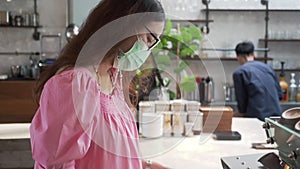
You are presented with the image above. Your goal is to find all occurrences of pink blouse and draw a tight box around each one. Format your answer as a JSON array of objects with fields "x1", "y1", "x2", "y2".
[{"x1": 30, "y1": 67, "x2": 142, "y2": 169}]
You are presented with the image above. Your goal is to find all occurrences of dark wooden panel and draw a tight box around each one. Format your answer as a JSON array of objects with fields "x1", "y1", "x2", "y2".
[
  {"x1": 0, "y1": 81, "x2": 35, "y2": 99},
  {"x1": 0, "y1": 81, "x2": 38, "y2": 123}
]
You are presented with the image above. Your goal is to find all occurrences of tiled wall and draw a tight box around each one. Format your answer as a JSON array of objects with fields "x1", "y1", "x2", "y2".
[
  {"x1": 0, "y1": 0, "x2": 299, "y2": 100},
  {"x1": 0, "y1": 0, "x2": 67, "y2": 74}
]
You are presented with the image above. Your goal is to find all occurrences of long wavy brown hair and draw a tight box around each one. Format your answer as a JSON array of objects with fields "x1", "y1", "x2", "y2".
[{"x1": 34, "y1": 0, "x2": 165, "y2": 105}]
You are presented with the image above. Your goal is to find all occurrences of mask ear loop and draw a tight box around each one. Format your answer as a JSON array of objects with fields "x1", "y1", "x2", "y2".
[
  {"x1": 111, "y1": 55, "x2": 124, "y2": 99},
  {"x1": 113, "y1": 55, "x2": 120, "y2": 68},
  {"x1": 134, "y1": 28, "x2": 143, "y2": 43},
  {"x1": 111, "y1": 52, "x2": 134, "y2": 120},
  {"x1": 110, "y1": 57, "x2": 132, "y2": 121},
  {"x1": 111, "y1": 70, "x2": 135, "y2": 123},
  {"x1": 110, "y1": 55, "x2": 122, "y2": 95}
]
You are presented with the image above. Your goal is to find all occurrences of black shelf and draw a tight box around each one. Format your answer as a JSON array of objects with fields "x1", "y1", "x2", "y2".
[
  {"x1": 0, "y1": 52, "x2": 39, "y2": 56},
  {"x1": 181, "y1": 56, "x2": 273, "y2": 61},
  {"x1": 4, "y1": 77, "x2": 36, "y2": 81},
  {"x1": 202, "y1": 48, "x2": 269, "y2": 52},
  {"x1": 274, "y1": 69, "x2": 300, "y2": 72},
  {"x1": 0, "y1": 25, "x2": 42, "y2": 28},
  {"x1": 202, "y1": 9, "x2": 300, "y2": 12},
  {"x1": 259, "y1": 39, "x2": 300, "y2": 42},
  {"x1": 170, "y1": 19, "x2": 214, "y2": 23}
]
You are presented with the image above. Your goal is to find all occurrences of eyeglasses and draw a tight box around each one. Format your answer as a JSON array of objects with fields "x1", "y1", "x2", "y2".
[{"x1": 145, "y1": 27, "x2": 161, "y2": 51}]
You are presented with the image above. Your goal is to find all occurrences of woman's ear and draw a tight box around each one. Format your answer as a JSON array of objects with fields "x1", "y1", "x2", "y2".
[{"x1": 118, "y1": 36, "x2": 137, "y2": 53}]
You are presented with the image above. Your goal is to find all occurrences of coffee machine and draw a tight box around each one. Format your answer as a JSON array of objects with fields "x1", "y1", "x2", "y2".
[{"x1": 221, "y1": 108, "x2": 300, "y2": 169}]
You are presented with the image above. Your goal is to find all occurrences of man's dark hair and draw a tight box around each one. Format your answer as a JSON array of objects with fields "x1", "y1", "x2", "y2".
[{"x1": 235, "y1": 41, "x2": 255, "y2": 57}]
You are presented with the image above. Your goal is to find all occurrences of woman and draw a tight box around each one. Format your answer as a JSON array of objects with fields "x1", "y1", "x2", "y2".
[{"x1": 30, "y1": 0, "x2": 168, "y2": 168}]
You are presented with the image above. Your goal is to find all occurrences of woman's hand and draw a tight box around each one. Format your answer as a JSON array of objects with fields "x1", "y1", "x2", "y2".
[
  {"x1": 142, "y1": 160, "x2": 170, "y2": 169},
  {"x1": 151, "y1": 161, "x2": 170, "y2": 169}
]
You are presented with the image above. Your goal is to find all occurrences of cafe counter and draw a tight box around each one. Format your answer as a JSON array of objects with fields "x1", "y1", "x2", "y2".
[
  {"x1": 139, "y1": 117, "x2": 276, "y2": 169},
  {"x1": 0, "y1": 118, "x2": 276, "y2": 169}
]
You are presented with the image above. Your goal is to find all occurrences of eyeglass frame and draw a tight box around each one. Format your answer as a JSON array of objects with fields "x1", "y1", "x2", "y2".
[{"x1": 145, "y1": 26, "x2": 161, "y2": 51}]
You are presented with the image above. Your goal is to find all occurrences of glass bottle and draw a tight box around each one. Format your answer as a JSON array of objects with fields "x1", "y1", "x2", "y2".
[
  {"x1": 288, "y1": 73, "x2": 297, "y2": 102},
  {"x1": 279, "y1": 62, "x2": 289, "y2": 102},
  {"x1": 297, "y1": 80, "x2": 300, "y2": 102}
]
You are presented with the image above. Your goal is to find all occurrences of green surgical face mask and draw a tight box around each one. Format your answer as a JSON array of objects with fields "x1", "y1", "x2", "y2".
[{"x1": 116, "y1": 37, "x2": 151, "y2": 71}]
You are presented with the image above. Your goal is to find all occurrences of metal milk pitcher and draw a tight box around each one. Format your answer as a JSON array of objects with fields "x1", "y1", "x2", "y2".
[{"x1": 204, "y1": 77, "x2": 214, "y2": 103}]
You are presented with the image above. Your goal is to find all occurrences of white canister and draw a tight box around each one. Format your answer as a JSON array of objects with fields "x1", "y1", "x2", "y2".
[
  {"x1": 155, "y1": 100, "x2": 170, "y2": 112},
  {"x1": 141, "y1": 113, "x2": 163, "y2": 138},
  {"x1": 138, "y1": 101, "x2": 155, "y2": 134},
  {"x1": 187, "y1": 111, "x2": 203, "y2": 135},
  {"x1": 170, "y1": 99, "x2": 186, "y2": 112},
  {"x1": 162, "y1": 111, "x2": 173, "y2": 137},
  {"x1": 186, "y1": 101, "x2": 201, "y2": 111},
  {"x1": 184, "y1": 122, "x2": 194, "y2": 137},
  {"x1": 172, "y1": 112, "x2": 187, "y2": 137},
  {"x1": 139, "y1": 101, "x2": 155, "y2": 112}
]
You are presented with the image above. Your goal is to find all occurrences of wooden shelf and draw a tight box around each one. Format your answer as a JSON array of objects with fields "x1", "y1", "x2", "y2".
[
  {"x1": 202, "y1": 9, "x2": 300, "y2": 12},
  {"x1": 259, "y1": 38, "x2": 300, "y2": 42}
]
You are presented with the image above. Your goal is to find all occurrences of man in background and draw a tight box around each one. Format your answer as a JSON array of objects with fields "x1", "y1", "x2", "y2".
[{"x1": 233, "y1": 41, "x2": 282, "y2": 121}]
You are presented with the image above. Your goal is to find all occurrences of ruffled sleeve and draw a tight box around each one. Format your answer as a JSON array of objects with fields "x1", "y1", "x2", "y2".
[{"x1": 30, "y1": 68, "x2": 99, "y2": 168}]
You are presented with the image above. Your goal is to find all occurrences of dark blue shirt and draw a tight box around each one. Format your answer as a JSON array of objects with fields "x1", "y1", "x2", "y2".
[{"x1": 233, "y1": 61, "x2": 282, "y2": 121}]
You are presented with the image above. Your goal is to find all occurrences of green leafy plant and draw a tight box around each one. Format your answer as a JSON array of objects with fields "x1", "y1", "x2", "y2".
[
  {"x1": 153, "y1": 19, "x2": 202, "y2": 94},
  {"x1": 181, "y1": 76, "x2": 197, "y2": 93},
  {"x1": 156, "y1": 19, "x2": 202, "y2": 58}
]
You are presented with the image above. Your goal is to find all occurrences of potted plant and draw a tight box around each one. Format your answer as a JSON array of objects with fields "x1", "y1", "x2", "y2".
[{"x1": 152, "y1": 19, "x2": 203, "y2": 99}]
